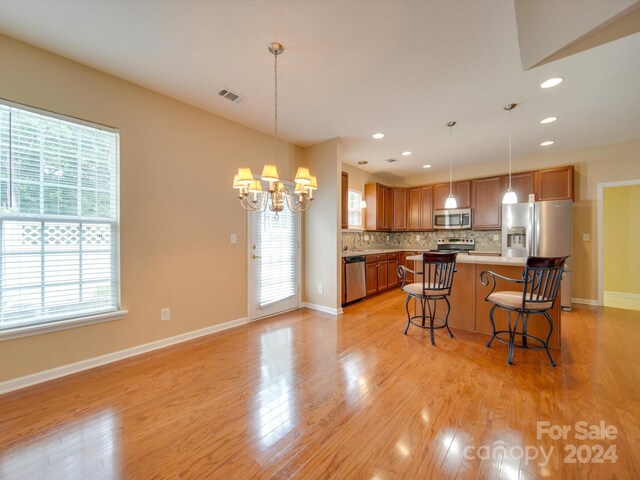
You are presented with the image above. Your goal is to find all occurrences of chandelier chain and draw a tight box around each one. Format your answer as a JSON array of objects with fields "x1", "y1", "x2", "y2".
[{"x1": 274, "y1": 49, "x2": 279, "y2": 167}]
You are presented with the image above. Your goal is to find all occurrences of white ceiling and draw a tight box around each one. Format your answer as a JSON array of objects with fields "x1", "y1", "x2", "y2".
[{"x1": 1, "y1": 0, "x2": 639, "y2": 182}]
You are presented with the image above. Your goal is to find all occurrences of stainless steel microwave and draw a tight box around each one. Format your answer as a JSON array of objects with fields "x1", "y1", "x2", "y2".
[{"x1": 434, "y1": 208, "x2": 472, "y2": 230}]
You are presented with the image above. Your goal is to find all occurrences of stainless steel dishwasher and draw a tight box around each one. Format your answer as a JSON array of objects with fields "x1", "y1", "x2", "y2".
[{"x1": 344, "y1": 255, "x2": 366, "y2": 303}]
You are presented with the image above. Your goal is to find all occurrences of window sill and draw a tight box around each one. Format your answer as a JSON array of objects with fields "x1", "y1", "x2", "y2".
[{"x1": 0, "y1": 310, "x2": 128, "y2": 342}]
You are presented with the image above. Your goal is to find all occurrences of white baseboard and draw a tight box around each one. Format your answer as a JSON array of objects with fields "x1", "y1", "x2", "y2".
[
  {"x1": 303, "y1": 302, "x2": 343, "y2": 315},
  {"x1": 0, "y1": 316, "x2": 248, "y2": 396},
  {"x1": 604, "y1": 291, "x2": 640, "y2": 311},
  {"x1": 572, "y1": 297, "x2": 599, "y2": 306}
]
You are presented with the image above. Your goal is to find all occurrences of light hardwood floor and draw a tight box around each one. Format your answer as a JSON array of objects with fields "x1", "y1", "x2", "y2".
[{"x1": 1, "y1": 290, "x2": 639, "y2": 479}]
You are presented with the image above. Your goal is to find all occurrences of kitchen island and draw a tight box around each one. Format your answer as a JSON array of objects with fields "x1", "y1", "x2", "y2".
[{"x1": 406, "y1": 254, "x2": 562, "y2": 349}]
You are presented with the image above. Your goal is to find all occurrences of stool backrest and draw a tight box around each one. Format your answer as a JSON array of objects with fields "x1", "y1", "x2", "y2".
[
  {"x1": 522, "y1": 256, "x2": 568, "y2": 309},
  {"x1": 419, "y1": 252, "x2": 457, "y2": 295}
]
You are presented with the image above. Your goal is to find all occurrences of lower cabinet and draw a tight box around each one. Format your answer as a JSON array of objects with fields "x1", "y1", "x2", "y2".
[
  {"x1": 365, "y1": 253, "x2": 401, "y2": 296},
  {"x1": 365, "y1": 261, "x2": 378, "y2": 296},
  {"x1": 387, "y1": 253, "x2": 399, "y2": 288}
]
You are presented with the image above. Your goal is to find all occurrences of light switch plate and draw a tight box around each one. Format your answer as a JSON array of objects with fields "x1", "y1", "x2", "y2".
[
  {"x1": 230, "y1": 233, "x2": 237, "y2": 244},
  {"x1": 160, "y1": 308, "x2": 170, "y2": 321},
  {"x1": 583, "y1": 233, "x2": 590, "y2": 242}
]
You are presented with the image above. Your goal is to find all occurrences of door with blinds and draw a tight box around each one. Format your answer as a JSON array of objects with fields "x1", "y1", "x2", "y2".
[{"x1": 249, "y1": 206, "x2": 299, "y2": 320}]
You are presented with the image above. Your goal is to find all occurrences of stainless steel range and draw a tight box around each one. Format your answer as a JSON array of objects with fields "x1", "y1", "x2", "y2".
[{"x1": 436, "y1": 238, "x2": 475, "y2": 254}]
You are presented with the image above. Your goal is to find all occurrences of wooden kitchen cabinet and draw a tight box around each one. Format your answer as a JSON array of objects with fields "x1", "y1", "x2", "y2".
[
  {"x1": 365, "y1": 259, "x2": 378, "y2": 296},
  {"x1": 535, "y1": 166, "x2": 574, "y2": 201},
  {"x1": 472, "y1": 176, "x2": 502, "y2": 229},
  {"x1": 392, "y1": 188, "x2": 408, "y2": 231},
  {"x1": 408, "y1": 186, "x2": 433, "y2": 231},
  {"x1": 341, "y1": 171, "x2": 348, "y2": 229},
  {"x1": 377, "y1": 259, "x2": 388, "y2": 291},
  {"x1": 434, "y1": 180, "x2": 471, "y2": 209},
  {"x1": 502, "y1": 171, "x2": 535, "y2": 204},
  {"x1": 364, "y1": 183, "x2": 393, "y2": 230},
  {"x1": 365, "y1": 253, "x2": 401, "y2": 296},
  {"x1": 387, "y1": 253, "x2": 399, "y2": 288}
]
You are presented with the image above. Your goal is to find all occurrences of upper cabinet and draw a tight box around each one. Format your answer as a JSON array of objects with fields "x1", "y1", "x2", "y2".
[
  {"x1": 364, "y1": 183, "x2": 393, "y2": 230},
  {"x1": 341, "y1": 171, "x2": 348, "y2": 229},
  {"x1": 362, "y1": 165, "x2": 573, "y2": 232},
  {"x1": 472, "y1": 176, "x2": 502, "y2": 229},
  {"x1": 502, "y1": 171, "x2": 535, "y2": 203},
  {"x1": 434, "y1": 180, "x2": 471, "y2": 210},
  {"x1": 392, "y1": 188, "x2": 408, "y2": 231},
  {"x1": 535, "y1": 166, "x2": 574, "y2": 201},
  {"x1": 408, "y1": 185, "x2": 433, "y2": 231}
]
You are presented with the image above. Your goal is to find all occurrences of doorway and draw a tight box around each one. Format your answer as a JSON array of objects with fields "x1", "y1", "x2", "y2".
[
  {"x1": 248, "y1": 205, "x2": 300, "y2": 320},
  {"x1": 598, "y1": 180, "x2": 640, "y2": 310}
]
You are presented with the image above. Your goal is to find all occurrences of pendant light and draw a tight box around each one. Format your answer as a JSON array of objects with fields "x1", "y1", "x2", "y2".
[
  {"x1": 502, "y1": 103, "x2": 518, "y2": 205},
  {"x1": 444, "y1": 121, "x2": 457, "y2": 209}
]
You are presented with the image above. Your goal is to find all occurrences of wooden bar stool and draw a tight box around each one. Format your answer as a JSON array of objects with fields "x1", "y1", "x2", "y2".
[
  {"x1": 398, "y1": 252, "x2": 458, "y2": 345},
  {"x1": 479, "y1": 256, "x2": 568, "y2": 366}
]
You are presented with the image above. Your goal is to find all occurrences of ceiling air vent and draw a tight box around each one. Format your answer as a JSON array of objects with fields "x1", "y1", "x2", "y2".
[
  {"x1": 385, "y1": 158, "x2": 398, "y2": 163},
  {"x1": 218, "y1": 88, "x2": 245, "y2": 104}
]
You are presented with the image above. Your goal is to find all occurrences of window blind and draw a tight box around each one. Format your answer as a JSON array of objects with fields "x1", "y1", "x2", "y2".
[
  {"x1": 348, "y1": 190, "x2": 362, "y2": 227},
  {"x1": 0, "y1": 101, "x2": 120, "y2": 331},
  {"x1": 258, "y1": 206, "x2": 297, "y2": 307}
]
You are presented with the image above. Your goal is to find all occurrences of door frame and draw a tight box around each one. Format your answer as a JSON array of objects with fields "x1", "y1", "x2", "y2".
[
  {"x1": 597, "y1": 178, "x2": 640, "y2": 306},
  {"x1": 246, "y1": 204, "x2": 302, "y2": 322}
]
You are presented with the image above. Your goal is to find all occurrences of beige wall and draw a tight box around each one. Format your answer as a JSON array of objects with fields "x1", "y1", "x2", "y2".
[
  {"x1": 303, "y1": 139, "x2": 341, "y2": 309},
  {"x1": 603, "y1": 184, "x2": 640, "y2": 294},
  {"x1": 0, "y1": 35, "x2": 301, "y2": 382}
]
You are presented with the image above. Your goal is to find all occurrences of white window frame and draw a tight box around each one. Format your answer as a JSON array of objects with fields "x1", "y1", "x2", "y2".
[
  {"x1": 347, "y1": 189, "x2": 364, "y2": 230},
  {"x1": 0, "y1": 99, "x2": 127, "y2": 341}
]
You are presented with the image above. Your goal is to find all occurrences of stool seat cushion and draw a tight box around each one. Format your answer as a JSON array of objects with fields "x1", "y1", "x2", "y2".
[
  {"x1": 401, "y1": 282, "x2": 448, "y2": 296},
  {"x1": 488, "y1": 291, "x2": 552, "y2": 310}
]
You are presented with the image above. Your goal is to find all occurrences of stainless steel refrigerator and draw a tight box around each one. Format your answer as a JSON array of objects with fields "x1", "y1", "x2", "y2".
[{"x1": 502, "y1": 200, "x2": 573, "y2": 310}]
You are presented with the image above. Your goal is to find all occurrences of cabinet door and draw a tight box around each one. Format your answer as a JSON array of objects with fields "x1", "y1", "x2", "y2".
[
  {"x1": 364, "y1": 183, "x2": 377, "y2": 230},
  {"x1": 392, "y1": 188, "x2": 408, "y2": 231},
  {"x1": 535, "y1": 166, "x2": 574, "y2": 201},
  {"x1": 365, "y1": 262, "x2": 378, "y2": 296},
  {"x1": 377, "y1": 261, "x2": 388, "y2": 291},
  {"x1": 472, "y1": 176, "x2": 502, "y2": 229},
  {"x1": 377, "y1": 184, "x2": 386, "y2": 229},
  {"x1": 408, "y1": 188, "x2": 421, "y2": 230},
  {"x1": 384, "y1": 186, "x2": 393, "y2": 230},
  {"x1": 503, "y1": 171, "x2": 535, "y2": 204},
  {"x1": 454, "y1": 180, "x2": 471, "y2": 208},
  {"x1": 420, "y1": 185, "x2": 433, "y2": 230},
  {"x1": 433, "y1": 183, "x2": 450, "y2": 210},
  {"x1": 387, "y1": 258, "x2": 399, "y2": 288},
  {"x1": 341, "y1": 172, "x2": 348, "y2": 229}
]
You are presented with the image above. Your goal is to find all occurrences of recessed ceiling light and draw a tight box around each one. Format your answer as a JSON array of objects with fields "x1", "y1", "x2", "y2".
[
  {"x1": 402, "y1": 151, "x2": 412, "y2": 156},
  {"x1": 422, "y1": 164, "x2": 432, "y2": 169},
  {"x1": 540, "y1": 77, "x2": 563, "y2": 89},
  {"x1": 540, "y1": 116, "x2": 558, "y2": 124},
  {"x1": 540, "y1": 140, "x2": 555, "y2": 146},
  {"x1": 357, "y1": 160, "x2": 368, "y2": 165},
  {"x1": 372, "y1": 133, "x2": 384, "y2": 139}
]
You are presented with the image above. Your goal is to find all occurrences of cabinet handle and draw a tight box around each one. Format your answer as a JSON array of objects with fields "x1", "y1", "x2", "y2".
[{"x1": 252, "y1": 254, "x2": 261, "y2": 259}]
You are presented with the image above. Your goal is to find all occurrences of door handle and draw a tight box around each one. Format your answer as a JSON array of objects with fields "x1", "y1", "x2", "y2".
[{"x1": 252, "y1": 254, "x2": 261, "y2": 259}]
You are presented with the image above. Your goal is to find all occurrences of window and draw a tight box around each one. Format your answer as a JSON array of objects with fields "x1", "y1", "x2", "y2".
[
  {"x1": 0, "y1": 100, "x2": 121, "y2": 335},
  {"x1": 347, "y1": 190, "x2": 363, "y2": 228}
]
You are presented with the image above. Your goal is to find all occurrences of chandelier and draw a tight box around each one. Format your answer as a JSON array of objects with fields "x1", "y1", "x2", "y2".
[{"x1": 233, "y1": 42, "x2": 317, "y2": 216}]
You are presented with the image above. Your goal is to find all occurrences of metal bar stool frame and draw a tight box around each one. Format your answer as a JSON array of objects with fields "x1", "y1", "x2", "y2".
[
  {"x1": 397, "y1": 252, "x2": 458, "y2": 345},
  {"x1": 479, "y1": 256, "x2": 568, "y2": 366}
]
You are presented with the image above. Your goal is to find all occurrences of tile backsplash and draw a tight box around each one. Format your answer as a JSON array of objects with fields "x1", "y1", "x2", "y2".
[{"x1": 342, "y1": 230, "x2": 501, "y2": 252}]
